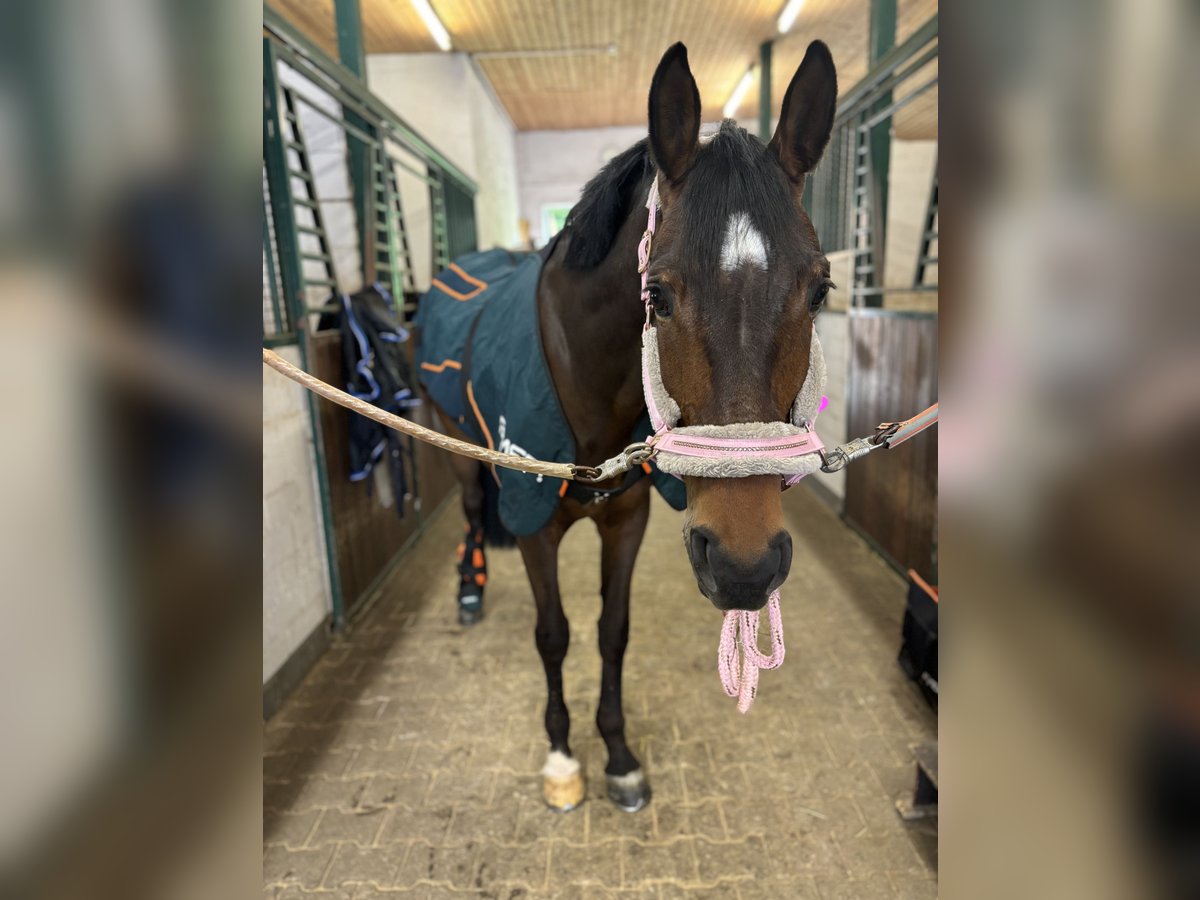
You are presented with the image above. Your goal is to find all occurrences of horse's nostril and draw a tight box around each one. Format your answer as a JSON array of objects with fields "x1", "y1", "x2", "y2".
[
  {"x1": 772, "y1": 532, "x2": 793, "y2": 589},
  {"x1": 687, "y1": 528, "x2": 720, "y2": 600}
]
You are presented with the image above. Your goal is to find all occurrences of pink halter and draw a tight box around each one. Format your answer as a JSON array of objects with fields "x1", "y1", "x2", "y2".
[
  {"x1": 637, "y1": 176, "x2": 660, "y2": 294},
  {"x1": 637, "y1": 177, "x2": 828, "y2": 480},
  {"x1": 637, "y1": 176, "x2": 811, "y2": 712}
]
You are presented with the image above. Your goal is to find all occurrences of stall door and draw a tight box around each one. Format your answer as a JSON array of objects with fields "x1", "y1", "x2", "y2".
[{"x1": 844, "y1": 309, "x2": 938, "y2": 582}]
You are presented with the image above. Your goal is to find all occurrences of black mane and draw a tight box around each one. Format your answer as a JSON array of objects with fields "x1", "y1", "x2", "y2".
[{"x1": 561, "y1": 140, "x2": 653, "y2": 270}]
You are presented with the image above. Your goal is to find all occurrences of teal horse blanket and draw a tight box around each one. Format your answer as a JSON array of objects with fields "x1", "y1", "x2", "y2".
[{"x1": 414, "y1": 248, "x2": 685, "y2": 535}]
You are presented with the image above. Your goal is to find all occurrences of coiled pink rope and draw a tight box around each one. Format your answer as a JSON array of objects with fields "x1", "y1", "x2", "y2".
[{"x1": 718, "y1": 591, "x2": 785, "y2": 713}]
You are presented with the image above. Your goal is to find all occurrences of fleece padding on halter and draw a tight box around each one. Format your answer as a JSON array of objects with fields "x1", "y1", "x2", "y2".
[
  {"x1": 787, "y1": 329, "x2": 827, "y2": 427},
  {"x1": 640, "y1": 325, "x2": 828, "y2": 478},
  {"x1": 640, "y1": 325, "x2": 681, "y2": 429}
]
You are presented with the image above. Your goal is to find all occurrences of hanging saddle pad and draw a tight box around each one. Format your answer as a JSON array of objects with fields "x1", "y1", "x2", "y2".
[{"x1": 415, "y1": 248, "x2": 686, "y2": 536}]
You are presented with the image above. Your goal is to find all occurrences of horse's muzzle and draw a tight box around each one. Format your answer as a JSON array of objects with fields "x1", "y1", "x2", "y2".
[{"x1": 686, "y1": 527, "x2": 792, "y2": 611}]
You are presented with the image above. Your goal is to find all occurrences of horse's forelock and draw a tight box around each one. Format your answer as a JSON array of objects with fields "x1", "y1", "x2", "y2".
[{"x1": 675, "y1": 122, "x2": 811, "y2": 275}]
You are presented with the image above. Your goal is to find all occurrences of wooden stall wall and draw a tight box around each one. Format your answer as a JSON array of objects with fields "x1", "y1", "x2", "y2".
[
  {"x1": 844, "y1": 310, "x2": 938, "y2": 582},
  {"x1": 311, "y1": 330, "x2": 458, "y2": 615}
]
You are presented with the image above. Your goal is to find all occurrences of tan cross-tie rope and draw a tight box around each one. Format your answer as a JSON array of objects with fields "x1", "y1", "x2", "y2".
[{"x1": 262, "y1": 348, "x2": 622, "y2": 482}]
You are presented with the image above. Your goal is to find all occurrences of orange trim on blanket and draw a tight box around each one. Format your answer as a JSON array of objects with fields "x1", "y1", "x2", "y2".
[
  {"x1": 466, "y1": 380, "x2": 501, "y2": 486},
  {"x1": 419, "y1": 358, "x2": 462, "y2": 373},
  {"x1": 432, "y1": 263, "x2": 488, "y2": 301}
]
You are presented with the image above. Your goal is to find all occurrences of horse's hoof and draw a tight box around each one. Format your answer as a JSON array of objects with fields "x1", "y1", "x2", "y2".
[
  {"x1": 606, "y1": 769, "x2": 651, "y2": 813},
  {"x1": 457, "y1": 594, "x2": 483, "y2": 626},
  {"x1": 541, "y1": 751, "x2": 585, "y2": 812}
]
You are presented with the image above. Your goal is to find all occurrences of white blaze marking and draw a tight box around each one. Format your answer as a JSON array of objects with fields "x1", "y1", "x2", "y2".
[{"x1": 719, "y1": 213, "x2": 768, "y2": 273}]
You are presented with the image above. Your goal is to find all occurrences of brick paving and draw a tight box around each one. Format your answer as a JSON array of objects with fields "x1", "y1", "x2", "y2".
[{"x1": 265, "y1": 485, "x2": 937, "y2": 898}]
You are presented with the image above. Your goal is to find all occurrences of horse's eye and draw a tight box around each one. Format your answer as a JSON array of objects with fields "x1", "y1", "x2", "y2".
[
  {"x1": 810, "y1": 281, "x2": 832, "y2": 314},
  {"x1": 647, "y1": 283, "x2": 673, "y2": 319}
]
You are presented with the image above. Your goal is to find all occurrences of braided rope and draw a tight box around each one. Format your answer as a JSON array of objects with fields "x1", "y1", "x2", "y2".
[
  {"x1": 263, "y1": 348, "x2": 579, "y2": 481},
  {"x1": 717, "y1": 590, "x2": 785, "y2": 714}
]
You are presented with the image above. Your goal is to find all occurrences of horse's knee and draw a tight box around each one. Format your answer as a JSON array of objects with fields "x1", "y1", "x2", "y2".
[
  {"x1": 597, "y1": 621, "x2": 629, "y2": 664},
  {"x1": 535, "y1": 629, "x2": 568, "y2": 666},
  {"x1": 462, "y1": 478, "x2": 484, "y2": 515},
  {"x1": 598, "y1": 638, "x2": 628, "y2": 665}
]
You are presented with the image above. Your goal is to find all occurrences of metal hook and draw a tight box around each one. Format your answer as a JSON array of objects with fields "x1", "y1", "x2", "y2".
[
  {"x1": 571, "y1": 442, "x2": 656, "y2": 483},
  {"x1": 819, "y1": 436, "x2": 878, "y2": 473}
]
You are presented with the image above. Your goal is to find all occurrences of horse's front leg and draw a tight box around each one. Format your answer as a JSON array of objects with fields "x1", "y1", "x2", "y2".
[
  {"x1": 596, "y1": 484, "x2": 652, "y2": 812},
  {"x1": 518, "y1": 521, "x2": 583, "y2": 811}
]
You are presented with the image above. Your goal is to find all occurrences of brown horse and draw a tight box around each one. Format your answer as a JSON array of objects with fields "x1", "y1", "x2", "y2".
[{"x1": 430, "y1": 40, "x2": 837, "y2": 812}]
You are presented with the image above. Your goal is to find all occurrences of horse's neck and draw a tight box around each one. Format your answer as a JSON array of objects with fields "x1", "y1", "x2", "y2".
[{"x1": 539, "y1": 213, "x2": 648, "y2": 466}]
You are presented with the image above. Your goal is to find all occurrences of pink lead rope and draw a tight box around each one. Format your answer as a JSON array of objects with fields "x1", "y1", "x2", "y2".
[{"x1": 718, "y1": 591, "x2": 786, "y2": 714}]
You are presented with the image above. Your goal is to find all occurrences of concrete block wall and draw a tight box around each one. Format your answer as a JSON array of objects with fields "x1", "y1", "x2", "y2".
[
  {"x1": 263, "y1": 345, "x2": 332, "y2": 683},
  {"x1": 814, "y1": 311, "x2": 851, "y2": 500},
  {"x1": 516, "y1": 125, "x2": 647, "y2": 247},
  {"x1": 515, "y1": 120, "x2": 758, "y2": 248},
  {"x1": 367, "y1": 53, "x2": 522, "y2": 276}
]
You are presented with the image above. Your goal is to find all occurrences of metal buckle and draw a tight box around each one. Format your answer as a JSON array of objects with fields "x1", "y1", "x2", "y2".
[
  {"x1": 624, "y1": 442, "x2": 654, "y2": 466},
  {"x1": 819, "y1": 448, "x2": 847, "y2": 473}
]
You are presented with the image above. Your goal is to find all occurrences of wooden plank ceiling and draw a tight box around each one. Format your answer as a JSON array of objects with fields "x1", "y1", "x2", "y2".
[{"x1": 267, "y1": 0, "x2": 936, "y2": 137}]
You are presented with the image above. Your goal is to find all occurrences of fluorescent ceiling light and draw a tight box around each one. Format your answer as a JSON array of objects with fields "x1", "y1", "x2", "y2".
[
  {"x1": 410, "y1": 0, "x2": 452, "y2": 51},
  {"x1": 777, "y1": 0, "x2": 806, "y2": 34},
  {"x1": 723, "y1": 68, "x2": 754, "y2": 119}
]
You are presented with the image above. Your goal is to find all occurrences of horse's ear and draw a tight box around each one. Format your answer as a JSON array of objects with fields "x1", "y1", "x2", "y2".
[
  {"x1": 648, "y1": 43, "x2": 701, "y2": 184},
  {"x1": 769, "y1": 41, "x2": 838, "y2": 184}
]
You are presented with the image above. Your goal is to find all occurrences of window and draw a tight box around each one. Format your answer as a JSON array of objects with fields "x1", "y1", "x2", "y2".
[{"x1": 540, "y1": 203, "x2": 572, "y2": 242}]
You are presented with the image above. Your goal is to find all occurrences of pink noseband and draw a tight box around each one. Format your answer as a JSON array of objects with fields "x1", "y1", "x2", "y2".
[{"x1": 652, "y1": 430, "x2": 824, "y2": 460}]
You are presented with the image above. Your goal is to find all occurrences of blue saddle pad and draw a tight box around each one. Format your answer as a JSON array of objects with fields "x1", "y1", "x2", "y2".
[{"x1": 415, "y1": 248, "x2": 685, "y2": 536}]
